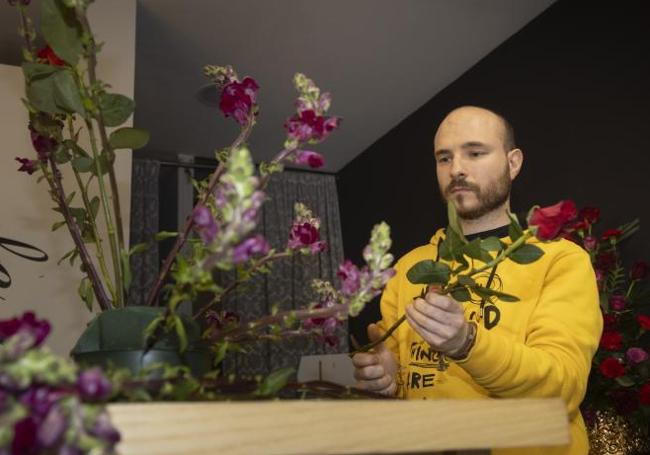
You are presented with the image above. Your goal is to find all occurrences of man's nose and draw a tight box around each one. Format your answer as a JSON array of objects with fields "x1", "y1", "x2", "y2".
[{"x1": 450, "y1": 156, "x2": 467, "y2": 179}]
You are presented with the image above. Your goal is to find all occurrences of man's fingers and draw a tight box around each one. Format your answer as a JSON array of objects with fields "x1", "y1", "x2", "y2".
[
  {"x1": 405, "y1": 306, "x2": 453, "y2": 345},
  {"x1": 411, "y1": 298, "x2": 461, "y2": 327},
  {"x1": 353, "y1": 364, "x2": 385, "y2": 381},
  {"x1": 351, "y1": 352, "x2": 379, "y2": 368},
  {"x1": 355, "y1": 374, "x2": 393, "y2": 392},
  {"x1": 424, "y1": 292, "x2": 464, "y2": 314}
]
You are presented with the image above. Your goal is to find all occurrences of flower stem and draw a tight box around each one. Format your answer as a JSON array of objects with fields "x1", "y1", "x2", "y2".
[
  {"x1": 44, "y1": 159, "x2": 110, "y2": 310},
  {"x1": 145, "y1": 116, "x2": 256, "y2": 307}
]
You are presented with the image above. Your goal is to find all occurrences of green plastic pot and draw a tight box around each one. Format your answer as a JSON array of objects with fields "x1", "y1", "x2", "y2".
[{"x1": 70, "y1": 306, "x2": 211, "y2": 376}]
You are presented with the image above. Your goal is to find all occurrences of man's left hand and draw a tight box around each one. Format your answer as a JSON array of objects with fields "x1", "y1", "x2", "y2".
[{"x1": 405, "y1": 290, "x2": 469, "y2": 356}]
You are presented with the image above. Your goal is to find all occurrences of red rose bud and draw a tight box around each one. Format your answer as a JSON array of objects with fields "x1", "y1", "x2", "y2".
[
  {"x1": 640, "y1": 383, "x2": 650, "y2": 406},
  {"x1": 295, "y1": 150, "x2": 325, "y2": 168},
  {"x1": 603, "y1": 313, "x2": 617, "y2": 329},
  {"x1": 15, "y1": 157, "x2": 39, "y2": 175},
  {"x1": 609, "y1": 294, "x2": 626, "y2": 311},
  {"x1": 626, "y1": 347, "x2": 649, "y2": 364},
  {"x1": 579, "y1": 207, "x2": 600, "y2": 224},
  {"x1": 599, "y1": 356, "x2": 625, "y2": 378},
  {"x1": 600, "y1": 331, "x2": 623, "y2": 351},
  {"x1": 527, "y1": 200, "x2": 577, "y2": 241},
  {"x1": 631, "y1": 261, "x2": 649, "y2": 280},
  {"x1": 602, "y1": 229, "x2": 622, "y2": 241},
  {"x1": 638, "y1": 314, "x2": 650, "y2": 330},
  {"x1": 219, "y1": 76, "x2": 259, "y2": 125},
  {"x1": 37, "y1": 45, "x2": 65, "y2": 66},
  {"x1": 583, "y1": 236, "x2": 597, "y2": 251}
]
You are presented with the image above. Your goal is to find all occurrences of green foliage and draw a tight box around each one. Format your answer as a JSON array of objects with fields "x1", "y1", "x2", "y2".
[
  {"x1": 108, "y1": 127, "x2": 150, "y2": 150},
  {"x1": 40, "y1": 0, "x2": 84, "y2": 66},
  {"x1": 254, "y1": 367, "x2": 294, "y2": 397},
  {"x1": 98, "y1": 93, "x2": 135, "y2": 127},
  {"x1": 508, "y1": 212, "x2": 524, "y2": 242},
  {"x1": 508, "y1": 244, "x2": 544, "y2": 265},
  {"x1": 406, "y1": 260, "x2": 451, "y2": 285},
  {"x1": 77, "y1": 276, "x2": 93, "y2": 311}
]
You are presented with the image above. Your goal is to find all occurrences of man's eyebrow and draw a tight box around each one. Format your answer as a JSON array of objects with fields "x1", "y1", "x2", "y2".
[
  {"x1": 434, "y1": 148, "x2": 450, "y2": 157},
  {"x1": 461, "y1": 141, "x2": 487, "y2": 149}
]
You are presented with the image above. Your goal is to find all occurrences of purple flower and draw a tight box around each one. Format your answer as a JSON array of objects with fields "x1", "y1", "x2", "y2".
[
  {"x1": 232, "y1": 235, "x2": 270, "y2": 264},
  {"x1": 288, "y1": 222, "x2": 326, "y2": 252},
  {"x1": 29, "y1": 125, "x2": 58, "y2": 162},
  {"x1": 37, "y1": 405, "x2": 66, "y2": 448},
  {"x1": 285, "y1": 109, "x2": 339, "y2": 143},
  {"x1": 219, "y1": 76, "x2": 259, "y2": 125},
  {"x1": 337, "y1": 260, "x2": 361, "y2": 296},
  {"x1": 0, "y1": 312, "x2": 51, "y2": 347},
  {"x1": 595, "y1": 269, "x2": 604, "y2": 282},
  {"x1": 295, "y1": 150, "x2": 325, "y2": 169},
  {"x1": 20, "y1": 386, "x2": 61, "y2": 417},
  {"x1": 192, "y1": 205, "x2": 218, "y2": 244},
  {"x1": 59, "y1": 446, "x2": 84, "y2": 455},
  {"x1": 89, "y1": 411, "x2": 121, "y2": 446},
  {"x1": 77, "y1": 367, "x2": 112, "y2": 401},
  {"x1": 15, "y1": 157, "x2": 39, "y2": 175},
  {"x1": 0, "y1": 389, "x2": 8, "y2": 413},
  {"x1": 610, "y1": 294, "x2": 626, "y2": 311},
  {"x1": 583, "y1": 235, "x2": 597, "y2": 251},
  {"x1": 626, "y1": 347, "x2": 649, "y2": 364},
  {"x1": 12, "y1": 417, "x2": 38, "y2": 455}
]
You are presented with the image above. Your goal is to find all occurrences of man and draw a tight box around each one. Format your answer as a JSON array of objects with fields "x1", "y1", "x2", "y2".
[{"x1": 352, "y1": 106, "x2": 602, "y2": 455}]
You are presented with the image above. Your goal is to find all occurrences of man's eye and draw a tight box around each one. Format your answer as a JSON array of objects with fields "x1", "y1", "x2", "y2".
[
  {"x1": 437, "y1": 156, "x2": 450, "y2": 163},
  {"x1": 469, "y1": 151, "x2": 485, "y2": 157}
]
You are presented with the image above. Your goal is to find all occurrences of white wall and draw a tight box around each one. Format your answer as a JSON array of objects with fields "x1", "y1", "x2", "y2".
[{"x1": 0, "y1": 0, "x2": 136, "y2": 357}]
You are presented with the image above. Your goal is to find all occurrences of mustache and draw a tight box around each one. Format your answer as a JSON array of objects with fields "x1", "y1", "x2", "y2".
[{"x1": 445, "y1": 179, "x2": 480, "y2": 195}]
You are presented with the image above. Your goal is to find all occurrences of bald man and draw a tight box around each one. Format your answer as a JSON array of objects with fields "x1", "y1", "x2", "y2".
[{"x1": 352, "y1": 107, "x2": 602, "y2": 455}]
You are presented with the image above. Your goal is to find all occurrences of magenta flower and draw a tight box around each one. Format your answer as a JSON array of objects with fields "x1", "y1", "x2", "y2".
[
  {"x1": 192, "y1": 205, "x2": 218, "y2": 244},
  {"x1": 303, "y1": 300, "x2": 340, "y2": 346},
  {"x1": 37, "y1": 405, "x2": 66, "y2": 448},
  {"x1": 12, "y1": 417, "x2": 38, "y2": 454},
  {"x1": 626, "y1": 347, "x2": 649, "y2": 364},
  {"x1": 232, "y1": 234, "x2": 270, "y2": 264},
  {"x1": 288, "y1": 222, "x2": 326, "y2": 252},
  {"x1": 89, "y1": 411, "x2": 121, "y2": 445},
  {"x1": 77, "y1": 367, "x2": 112, "y2": 401},
  {"x1": 609, "y1": 294, "x2": 626, "y2": 311},
  {"x1": 337, "y1": 260, "x2": 361, "y2": 296},
  {"x1": 295, "y1": 150, "x2": 325, "y2": 168},
  {"x1": 219, "y1": 76, "x2": 259, "y2": 125},
  {"x1": 20, "y1": 386, "x2": 62, "y2": 417},
  {"x1": 0, "y1": 312, "x2": 51, "y2": 347},
  {"x1": 285, "y1": 109, "x2": 339, "y2": 143},
  {"x1": 15, "y1": 157, "x2": 39, "y2": 175},
  {"x1": 29, "y1": 125, "x2": 58, "y2": 162},
  {"x1": 583, "y1": 236, "x2": 597, "y2": 251}
]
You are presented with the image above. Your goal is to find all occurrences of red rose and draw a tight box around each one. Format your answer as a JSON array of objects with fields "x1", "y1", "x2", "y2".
[
  {"x1": 640, "y1": 383, "x2": 650, "y2": 406},
  {"x1": 579, "y1": 207, "x2": 600, "y2": 224},
  {"x1": 596, "y1": 251, "x2": 617, "y2": 271},
  {"x1": 599, "y1": 356, "x2": 625, "y2": 378},
  {"x1": 603, "y1": 313, "x2": 617, "y2": 329},
  {"x1": 602, "y1": 229, "x2": 623, "y2": 241},
  {"x1": 600, "y1": 331, "x2": 623, "y2": 351},
  {"x1": 631, "y1": 261, "x2": 649, "y2": 280},
  {"x1": 638, "y1": 314, "x2": 650, "y2": 330},
  {"x1": 527, "y1": 200, "x2": 578, "y2": 241},
  {"x1": 37, "y1": 45, "x2": 65, "y2": 66}
]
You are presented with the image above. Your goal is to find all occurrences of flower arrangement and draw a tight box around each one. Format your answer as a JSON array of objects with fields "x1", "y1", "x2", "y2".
[{"x1": 568, "y1": 208, "x2": 650, "y2": 432}]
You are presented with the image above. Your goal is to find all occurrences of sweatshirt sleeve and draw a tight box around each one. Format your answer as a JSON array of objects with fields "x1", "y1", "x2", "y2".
[
  {"x1": 376, "y1": 258, "x2": 403, "y2": 361},
  {"x1": 457, "y1": 248, "x2": 603, "y2": 416}
]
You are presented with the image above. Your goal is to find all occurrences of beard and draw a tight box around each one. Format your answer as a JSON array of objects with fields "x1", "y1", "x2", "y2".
[{"x1": 440, "y1": 164, "x2": 511, "y2": 220}]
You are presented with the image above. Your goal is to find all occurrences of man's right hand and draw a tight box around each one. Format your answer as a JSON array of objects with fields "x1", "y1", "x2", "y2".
[{"x1": 352, "y1": 323, "x2": 399, "y2": 396}]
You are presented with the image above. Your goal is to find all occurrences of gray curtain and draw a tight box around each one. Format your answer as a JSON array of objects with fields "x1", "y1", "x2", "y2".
[
  {"x1": 221, "y1": 171, "x2": 346, "y2": 377},
  {"x1": 127, "y1": 159, "x2": 160, "y2": 306}
]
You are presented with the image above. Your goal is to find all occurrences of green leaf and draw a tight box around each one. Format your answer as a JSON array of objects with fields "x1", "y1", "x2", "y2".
[
  {"x1": 121, "y1": 249, "x2": 132, "y2": 293},
  {"x1": 154, "y1": 231, "x2": 178, "y2": 241},
  {"x1": 143, "y1": 316, "x2": 164, "y2": 342},
  {"x1": 22, "y1": 62, "x2": 61, "y2": 81},
  {"x1": 254, "y1": 367, "x2": 294, "y2": 397},
  {"x1": 438, "y1": 238, "x2": 453, "y2": 261},
  {"x1": 90, "y1": 153, "x2": 110, "y2": 176},
  {"x1": 89, "y1": 196, "x2": 100, "y2": 219},
  {"x1": 26, "y1": 76, "x2": 66, "y2": 115},
  {"x1": 64, "y1": 139, "x2": 89, "y2": 158},
  {"x1": 450, "y1": 287, "x2": 472, "y2": 302},
  {"x1": 109, "y1": 127, "x2": 150, "y2": 150},
  {"x1": 463, "y1": 239, "x2": 494, "y2": 264},
  {"x1": 457, "y1": 275, "x2": 476, "y2": 287},
  {"x1": 508, "y1": 212, "x2": 524, "y2": 242},
  {"x1": 447, "y1": 202, "x2": 467, "y2": 244},
  {"x1": 64, "y1": 190, "x2": 76, "y2": 205},
  {"x1": 99, "y1": 93, "x2": 135, "y2": 127},
  {"x1": 129, "y1": 243, "x2": 149, "y2": 256},
  {"x1": 174, "y1": 316, "x2": 188, "y2": 352},
  {"x1": 71, "y1": 156, "x2": 93, "y2": 173},
  {"x1": 40, "y1": 0, "x2": 83, "y2": 66},
  {"x1": 52, "y1": 70, "x2": 86, "y2": 115},
  {"x1": 77, "y1": 277, "x2": 93, "y2": 312},
  {"x1": 509, "y1": 244, "x2": 544, "y2": 265},
  {"x1": 480, "y1": 237, "x2": 503, "y2": 252},
  {"x1": 406, "y1": 260, "x2": 451, "y2": 285},
  {"x1": 473, "y1": 286, "x2": 520, "y2": 303},
  {"x1": 51, "y1": 220, "x2": 66, "y2": 231},
  {"x1": 213, "y1": 341, "x2": 229, "y2": 366},
  {"x1": 615, "y1": 376, "x2": 635, "y2": 387},
  {"x1": 54, "y1": 144, "x2": 72, "y2": 164}
]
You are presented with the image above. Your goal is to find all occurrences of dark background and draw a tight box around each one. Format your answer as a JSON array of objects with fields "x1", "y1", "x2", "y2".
[{"x1": 337, "y1": 0, "x2": 650, "y2": 344}]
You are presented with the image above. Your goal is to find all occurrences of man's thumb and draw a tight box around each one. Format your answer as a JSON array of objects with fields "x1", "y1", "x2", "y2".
[{"x1": 367, "y1": 323, "x2": 386, "y2": 349}]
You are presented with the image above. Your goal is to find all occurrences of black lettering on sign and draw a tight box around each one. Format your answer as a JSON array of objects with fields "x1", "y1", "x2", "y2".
[
  {"x1": 409, "y1": 372, "x2": 422, "y2": 389},
  {"x1": 408, "y1": 371, "x2": 436, "y2": 389},
  {"x1": 484, "y1": 305, "x2": 501, "y2": 330},
  {"x1": 422, "y1": 374, "x2": 435, "y2": 387},
  {"x1": 0, "y1": 236, "x2": 48, "y2": 297}
]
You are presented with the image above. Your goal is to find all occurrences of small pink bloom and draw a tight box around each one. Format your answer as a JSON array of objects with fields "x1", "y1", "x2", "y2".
[
  {"x1": 337, "y1": 260, "x2": 361, "y2": 296},
  {"x1": 609, "y1": 294, "x2": 626, "y2": 311},
  {"x1": 192, "y1": 205, "x2": 218, "y2": 244},
  {"x1": 626, "y1": 347, "x2": 649, "y2": 364},
  {"x1": 583, "y1": 236, "x2": 597, "y2": 251},
  {"x1": 296, "y1": 150, "x2": 325, "y2": 168},
  {"x1": 232, "y1": 235, "x2": 270, "y2": 264},
  {"x1": 219, "y1": 76, "x2": 259, "y2": 125},
  {"x1": 15, "y1": 157, "x2": 38, "y2": 175}
]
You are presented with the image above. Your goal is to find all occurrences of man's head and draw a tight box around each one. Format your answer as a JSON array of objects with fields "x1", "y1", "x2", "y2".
[{"x1": 433, "y1": 106, "x2": 523, "y2": 220}]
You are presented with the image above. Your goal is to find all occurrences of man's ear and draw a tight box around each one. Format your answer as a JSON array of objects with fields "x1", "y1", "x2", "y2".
[{"x1": 507, "y1": 148, "x2": 523, "y2": 180}]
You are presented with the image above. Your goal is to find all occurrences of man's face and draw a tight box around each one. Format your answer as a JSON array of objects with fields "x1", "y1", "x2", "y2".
[{"x1": 433, "y1": 107, "x2": 513, "y2": 220}]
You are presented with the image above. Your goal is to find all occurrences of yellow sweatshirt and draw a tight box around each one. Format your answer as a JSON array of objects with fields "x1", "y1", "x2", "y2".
[{"x1": 377, "y1": 228, "x2": 603, "y2": 455}]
